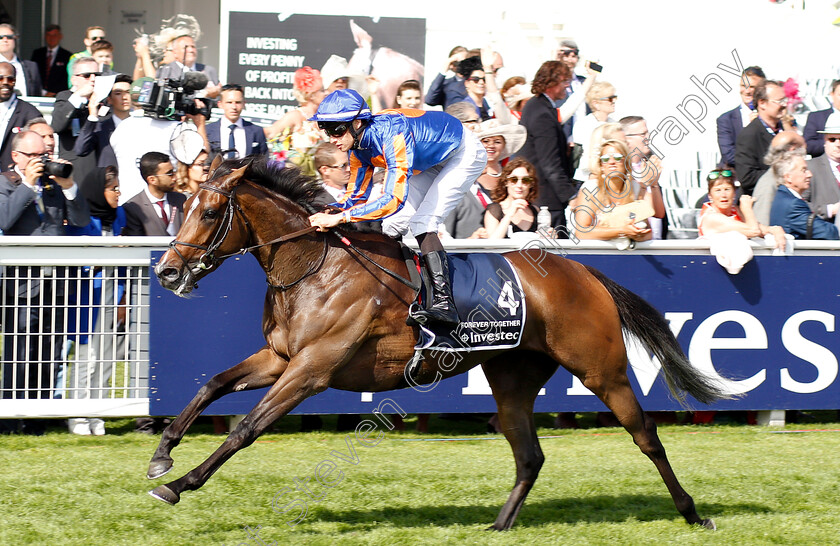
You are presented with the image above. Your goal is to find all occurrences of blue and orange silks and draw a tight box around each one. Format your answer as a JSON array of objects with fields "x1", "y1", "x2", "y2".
[{"x1": 330, "y1": 109, "x2": 464, "y2": 222}]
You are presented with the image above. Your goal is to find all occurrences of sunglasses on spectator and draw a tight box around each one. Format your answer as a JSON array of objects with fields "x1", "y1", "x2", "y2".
[
  {"x1": 157, "y1": 169, "x2": 176, "y2": 177},
  {"x1": 0, "y1": 34, "x2": 15, "y2": 40},
  {"x1": 707, "y1": 169, "x2": 733, "y2": 181},
  {"x1": 467, "y1": 76, "x2": 486, "y2": 83},
  {"x1": 598, "y1": 95, "x2": 618, "y2": 103},
  {"x1": 600, "y1": 153, "x2": 625, "y2": 163},
  {"x1": 74, "y1": 71, "x2": 101, "y2": 79},
  {"x1": 90, "y1": 35, "x2": 105, "y2": 41},
  {"x1": 106, "y1": 186, "x2": 121, "y2": 193},
  {"x1": 327, "y1": 162, "x2": 350, "y2": 170},
  {"x1": 0, "y1": 75, "x2": 15, "y2": 82},
  {"x1": 827, "y1": 137, "x2": 840, "y2": 143},
  {"x1": 769, "y1": 98, "x2": 788, "y2": 106},
  {"x1": 318, "y1": 122, "x2": 350, "y2": 138},
  {"x1": 559, "y1": 49, "x2": 579, "y2": 56},
  {"x1": 507, "y1": 176, "x2": 534, "y2": 185}
]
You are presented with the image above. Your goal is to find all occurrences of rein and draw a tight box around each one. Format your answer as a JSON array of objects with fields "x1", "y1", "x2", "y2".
[{"x1": 168, "y1": 181, "x2": 418, "y2": 294}]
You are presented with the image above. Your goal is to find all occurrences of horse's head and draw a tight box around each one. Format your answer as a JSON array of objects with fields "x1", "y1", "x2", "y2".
[{"x1": 155, "y1": 155, "x2": 253, "y2": 296}]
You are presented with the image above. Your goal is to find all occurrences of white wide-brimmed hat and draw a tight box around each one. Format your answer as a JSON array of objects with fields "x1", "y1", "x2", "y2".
[
  {"x1": 320, "y1": 55, "x2": 350, "y2": 87},
  {"x1": 474, "y1": 119, "x2": 527, "y2": 160},
  {"x1": 818, "y1": 111, "x2": 840, "y2": 134}
]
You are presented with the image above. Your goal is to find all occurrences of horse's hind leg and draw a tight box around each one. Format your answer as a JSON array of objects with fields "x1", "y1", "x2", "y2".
[
  {"x1": 482, "y1": 353, "x2": 557, "y2": 531},
  {"x1": 147, "y1": 345, "x2": 287, "y2": 479},
  {"x1": 149, "y1": 362, "x2": 317, "y2": 505},
  {"x1": 585, "y1": 371, "x2": 716, "y2": 529}
]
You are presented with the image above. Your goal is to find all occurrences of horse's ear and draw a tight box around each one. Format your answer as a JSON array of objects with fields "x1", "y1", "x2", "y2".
[
  {"x1": 209, "y1": 154, "x2": 223, "y2": 174},
  {"x1": 219, "y1": 164, "x2": 249, "y2": 192}
]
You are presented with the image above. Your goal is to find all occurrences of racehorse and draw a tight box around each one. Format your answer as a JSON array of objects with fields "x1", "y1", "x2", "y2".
[{"x1": 148, "y1": 155, "x2": 728, "y2": 530}]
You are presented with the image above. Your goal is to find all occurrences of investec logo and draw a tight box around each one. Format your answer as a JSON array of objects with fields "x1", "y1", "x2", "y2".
[{"x1": 468, "y1": 329, "x2": 521, "y2": 344}]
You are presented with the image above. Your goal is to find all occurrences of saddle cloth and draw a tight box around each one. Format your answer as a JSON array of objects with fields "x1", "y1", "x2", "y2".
[{"x1": 415, "y1": 253, "x2": 526, "y2": 352}]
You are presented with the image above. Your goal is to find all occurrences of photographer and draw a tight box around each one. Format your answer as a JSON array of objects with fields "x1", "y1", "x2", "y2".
[
  {"x1": 110, "y1": 75, "x2": 210, "y2": 203},
  {"x1": 0, "y1": 131, "x2": 89, "y2": 430}
]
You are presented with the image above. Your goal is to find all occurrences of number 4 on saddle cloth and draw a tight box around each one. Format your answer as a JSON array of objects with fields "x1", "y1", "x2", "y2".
[{"x1": 409, "y1": 252, "x2": 526, "y2": 352}]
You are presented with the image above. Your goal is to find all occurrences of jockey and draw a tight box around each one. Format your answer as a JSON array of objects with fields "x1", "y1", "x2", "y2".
[{"x1": 308, "y1": 89, "x2": 487, "y2": 327}]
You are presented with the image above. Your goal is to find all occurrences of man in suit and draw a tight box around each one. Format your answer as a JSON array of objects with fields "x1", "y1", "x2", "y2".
[
  {"x1": 122, "y1": 151, "x2": 185, "y2": 236},
  {"x1": 715, "y1": 66, "x2": 765, "y2": 167},
  {"x1": 0, "y1": 131, "x2": 89, "y2": 420},
  {"x1": 735, "y1": 81, "x2": 790, "y2": 196},
  {"x1": 30, "y1": 24, "x2": 70, "y2": 96},
  {"x1": 0, "y1": 62, "x2": 42, "y2": 170},
  {"x1": 206, "y1": 84, "x2": 267, "y2": 159},
  {"x1": 51, "y1": 56, "x2": 99, "y2": 182},
  {"x1": 156, "y1": 34, "x2": 221, "y2": 99},
  {"x1": 803, "y1": 112, "x2": 840, "y2": 221},
  {"x1": 770, "y1": 152, "x2": 838, "y2": 240},
  {"x1": 519, "y1": 60, "x2": 575, "y2": 230},
  {"x1": 751, "y1": 131, "x2": 805, "y2": 225},
  {"x1": 0, "y1": 24, "x2": 42, "y2": 97},
  {"x1": 802, "y1": 79, "x2": 840, "y2": 159},
  {"x1": 425, "y1": 46, "x2": 468, "y2": 109},
  {"x1": 74, "y1": 74, "x2": 133, "y2": 168}
]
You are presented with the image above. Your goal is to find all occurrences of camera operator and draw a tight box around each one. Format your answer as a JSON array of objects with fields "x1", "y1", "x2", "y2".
[{"x1": 111, "y1": 75, "x2": 210, "y2": 204}]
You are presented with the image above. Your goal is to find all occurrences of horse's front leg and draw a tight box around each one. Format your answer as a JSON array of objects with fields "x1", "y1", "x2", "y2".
[
  {"x1": 147, "y1": 345, "x2": 288, "y2": 480},
  {"x1": 149, "y1": 359, "x2": 326, "y2": 505}
]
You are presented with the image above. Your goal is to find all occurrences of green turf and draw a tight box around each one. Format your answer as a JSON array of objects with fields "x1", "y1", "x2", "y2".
[{"x1": 1, "y1": 414, "x2": 839, "y2": 545}]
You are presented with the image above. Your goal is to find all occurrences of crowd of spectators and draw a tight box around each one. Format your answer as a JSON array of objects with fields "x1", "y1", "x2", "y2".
[{"x1": 1, "y1": 18, "x2": 838, "y2": 435}]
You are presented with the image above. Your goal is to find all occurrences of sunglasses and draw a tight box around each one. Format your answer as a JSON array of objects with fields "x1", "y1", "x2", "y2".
[
  {"x1": 106, "y1": 186, "x2": 121, "y2": 193},
  {"x1": 559, "y1": 49, "x2": 579, "y2": 56},
  {"x1": 598, "y1": 95, "x2": 618, "y2": 103},
  {"x1": 318, "y1": 122, "x2": 350, "y2": 138},
  {"x1": 90, "y1": 36, "x2": 105, "y2": 42},
  {"x1": 157, "y1": 169, "x2": 176, "y2": 177},
  {"x1": 74, "y1": 71, "x2": 101, "y2": 79},
  {"x1": 467, "y1": 76, "x2": 486, "y2": 83},
  {"x1": 0, "y1": 34, "x2": 15, "y2": 40},
  {"x1": 707, "y1": 169, "x2": 733, "y2": 181},
  {"x1": 599, "y1": 153, "x2": 625, "y2": 163},
  {"x1": 0, "y1": 75, "x2": 15, "y2": 82},
  {"x1": 327, "y1": 162, "x2": 349, "y2": 170},
  {"x1": 507, "y1": 176, "x2": 534, "y2": 184},
  {"x1": 827, "y1": 137, "x2": 840, "y2": 143}
]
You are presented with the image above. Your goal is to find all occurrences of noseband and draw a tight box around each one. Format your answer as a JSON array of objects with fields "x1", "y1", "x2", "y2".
[{"x1": 167, "y1": 182, "x2": 324, "y2": 291}]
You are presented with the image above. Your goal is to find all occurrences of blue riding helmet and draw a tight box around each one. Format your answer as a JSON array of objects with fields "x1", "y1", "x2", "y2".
[{"x1": 309, "y1": 89, "x2": 372, "y2": 122}]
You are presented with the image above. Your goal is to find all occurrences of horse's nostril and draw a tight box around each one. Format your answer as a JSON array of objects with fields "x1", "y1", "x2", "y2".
[{"x1": 159, "y1": 267, "x2": 179, "y2": 282}]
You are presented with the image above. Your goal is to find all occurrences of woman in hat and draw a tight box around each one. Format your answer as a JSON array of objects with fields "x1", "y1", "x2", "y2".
[{"x1": 442, "y1": 120, "x2": 525, "y2": 239}]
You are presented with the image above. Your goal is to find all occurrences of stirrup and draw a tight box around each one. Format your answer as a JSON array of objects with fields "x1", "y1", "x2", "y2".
[{"x1": 404, "y1": 350, "x2": 424, "y2": 382}]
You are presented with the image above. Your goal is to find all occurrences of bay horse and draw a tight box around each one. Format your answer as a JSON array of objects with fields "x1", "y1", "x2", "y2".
[{"x1": 149, "y1": 156, "x2": 727, "y2": 530}]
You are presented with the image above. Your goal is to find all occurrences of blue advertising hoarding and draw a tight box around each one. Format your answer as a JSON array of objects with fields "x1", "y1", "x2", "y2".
[{"x1": 149, "y1": 249, "x2": 840, "y2": 416}]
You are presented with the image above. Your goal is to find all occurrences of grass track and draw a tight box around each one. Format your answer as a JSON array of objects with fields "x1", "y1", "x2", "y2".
[{"x1": 1, "y1": 416, "x2": 839, "y2": 545}]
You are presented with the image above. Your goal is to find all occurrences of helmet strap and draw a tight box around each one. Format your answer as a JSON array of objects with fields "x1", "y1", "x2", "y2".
[{"x1": 348, "y1": 104, "x2": 367, "y2": 150}]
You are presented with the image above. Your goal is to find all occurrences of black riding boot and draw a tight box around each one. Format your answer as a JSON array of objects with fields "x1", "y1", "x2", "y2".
[{"x1": 412, "y1": 251, "x2": 459, "y2": 327}]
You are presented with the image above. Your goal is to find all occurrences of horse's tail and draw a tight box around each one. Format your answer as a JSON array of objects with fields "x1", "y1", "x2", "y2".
[{"x1": 585, "y1": 265, "x2": 732, "y2": 406}]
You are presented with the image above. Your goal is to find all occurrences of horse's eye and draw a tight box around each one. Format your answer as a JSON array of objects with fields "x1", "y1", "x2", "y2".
[{"x1": 201, "y1": 209, "x2": 218, "y2": 220}]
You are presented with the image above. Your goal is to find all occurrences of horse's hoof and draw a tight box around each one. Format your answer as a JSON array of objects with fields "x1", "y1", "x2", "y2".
[
  {"x1": 148, "y1": 484, "x2": 180, "y2": 505},
  {"x1": 700, "y1": 518, "x2": 717, "y2": 530},
  {"x1": 147, "y1": 458, "x2": 174, "y2": 480}
]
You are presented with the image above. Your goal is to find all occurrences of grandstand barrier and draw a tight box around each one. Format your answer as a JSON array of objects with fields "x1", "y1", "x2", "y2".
[{"x1": 2, "y1": 236, "x2": 837, "y2": 420}]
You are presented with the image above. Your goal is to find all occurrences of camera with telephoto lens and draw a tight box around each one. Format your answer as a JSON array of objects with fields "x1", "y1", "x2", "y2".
[
  {"x1": 40, "y1": 154, "x2": 72, "y2": 178},
  {"x1": 136, "y1": 72, "x2": 213, "y2": 121}
]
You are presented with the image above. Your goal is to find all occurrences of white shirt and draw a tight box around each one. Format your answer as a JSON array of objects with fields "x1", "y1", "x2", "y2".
[
  {"x1": 322, "y1": 182, "x2": 346, "y2": 201},
  {"x1": 110, "y1": 116, "x2": 180, "y2": 204},
  {"x1": 220, "y1": 118, "x2": 246, "y2": 158},
  {"x1": 829, "y1": 156, "x2": 840, "y2": 184},
  {"x1": 739, "y1": 102, "x2": 754, "y2": 128},
  {"x1": 0, "y1": 94, "x2": 17, "y2": 149},
  {"x1": 2, "y1": 54, "x2": 27, "y2": 96}
]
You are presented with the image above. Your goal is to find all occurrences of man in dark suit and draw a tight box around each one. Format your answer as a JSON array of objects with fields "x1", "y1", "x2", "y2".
[
  {"x1": 0, "y1": 131, "x2": 89, "y2": 418},
  {"x1": 0, "y1": 23, "x2": 42, "y2": 97},
  {"x1": 519, "y1": 60, "x2": 575, "y2": 230},
  {"x1": 770, "y1": 152, "x2": 838, "y2": 240},
  {"x1": 122, "y1": 151, "x2": 185, "y2": 236},
  {"x1": 802, "y1": 79, "x2": 840, "y2": 159},
  {"x1": 715, "y1": 66, "x2": 765, "y2": 167},
  {"x1": 424, "y1": 46, "x2": 467, "y2": 109},
  {"x1": 0, "y1": 62, "x2": 42, "y2": 170},
  {"x1": 73, "y1": 74, "x2": 133, "y2": 168},
  {"x1": 51, "y1": 56, "x2": 98, "y2": 182},
  {"x1": 206, "y1": 84, "x2": 267, "y2": 159},
  {"x1": 803, "y1": 113, "x2": 840, "y2": 221},
  {"x1": 735, "y1": 81, "x2": 790, "y2": 196},
  {"x1": 30, "y1": 24, "x2": 71, "y2": 96}
]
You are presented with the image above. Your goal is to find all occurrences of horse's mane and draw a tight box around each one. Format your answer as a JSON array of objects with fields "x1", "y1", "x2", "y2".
[{"x1": 214, "y1": 156, "x2": 324, "y2": 214}]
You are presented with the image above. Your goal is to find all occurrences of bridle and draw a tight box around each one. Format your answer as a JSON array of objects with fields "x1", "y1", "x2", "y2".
[{"x1": 167, "y1": 182, "x2": 325, "y2": 291}]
